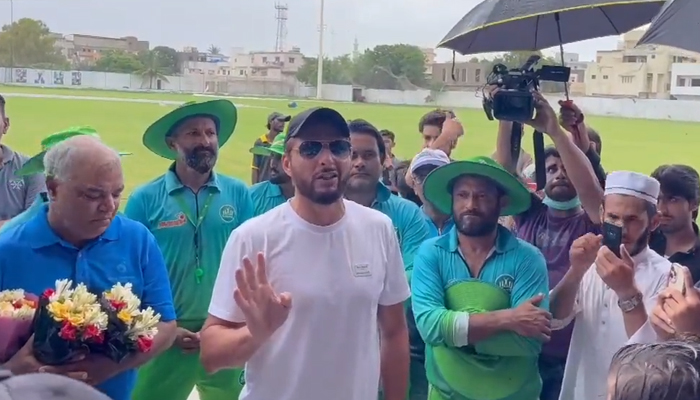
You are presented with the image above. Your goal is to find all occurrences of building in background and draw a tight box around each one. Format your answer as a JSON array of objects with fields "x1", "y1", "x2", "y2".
[
  {"x1": 559, "y1": 52, "x2": 590, "y2": 95},
  {"x1": 179, "y1": 47, "x2": 231, "y2": 76},
  {"x1": 430, "y1": 61, "x2": 490, "y2": 90},
  {"x1": 420, "y1": 47, "x2": 436, "y2": 78},
  {"x1": 228, "y1": 47, "x2": 303, "y2": 80},
  {"x1": 670, "y1": 64, "x2": 700, "y2": 100},
  {"x1": 53, "y1": 34, "x2": 149, "y2": 66},
  {"x1": 585, "y1": 29, "x2": 700, "y2": 99}
]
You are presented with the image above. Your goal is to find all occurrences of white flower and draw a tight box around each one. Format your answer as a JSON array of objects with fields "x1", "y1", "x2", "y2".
[
  {"x1": 51, "y1": 279, "x2": 75, "y2": 302},
  {"x1": 127, "y1": 307, "x2": 161, "y2": 340},
  {"x1": 0, "y1": 289, "x2": 26, "y2": 303},
  {"x1": 104, "y1": 282, "x2": 141, "y2": 310}
]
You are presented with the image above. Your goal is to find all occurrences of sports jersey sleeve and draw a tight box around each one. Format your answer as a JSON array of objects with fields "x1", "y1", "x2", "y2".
[
  {"x1": 398, "y1": 202, "x2": 430, "y2": 274},
  {"x1": 209, "y1": 229, "x2": 251, "y2": 322},
  {"x1": 474, "y1": 249, "x2": 549, "y2": 357},
  {"x1": 379, "y1": 219, "x2": 411, "y2": 306},
  {"x1": 411, "y1": 241, "x2": 461, "y2": 347}
]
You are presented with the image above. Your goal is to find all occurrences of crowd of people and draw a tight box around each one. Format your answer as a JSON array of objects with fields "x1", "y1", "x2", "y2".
[{"x1": 0, "y1": 89, "x2": 699, "y2": 400}]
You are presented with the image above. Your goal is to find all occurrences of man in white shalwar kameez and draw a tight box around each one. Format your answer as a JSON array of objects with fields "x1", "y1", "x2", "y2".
[{"x1": 549, "y1": 171, "x2": 672, "y2": 400}]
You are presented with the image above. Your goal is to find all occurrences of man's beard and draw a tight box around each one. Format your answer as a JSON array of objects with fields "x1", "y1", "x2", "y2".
[
  {"x1": 295, "y1": 173, "x2": 348, "y2": 205},
  {"x1": 544, "y1": 182, "x2": 576, "y2": 202},
  {"x1": 627, "y1": 226, "x2": 651, "y2": 257},
  {"x1": 184, "y1": 146, "x2": 217, "y2": 174},
  {"x1": 454, "y1": 210, "x2": 500, "y2": 237},
  {"x1": 269, "y1": 173, "x2": 290, "y2": 185}
]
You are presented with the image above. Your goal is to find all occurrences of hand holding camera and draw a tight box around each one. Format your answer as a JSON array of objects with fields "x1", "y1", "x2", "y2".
[{"x1": 523, "y1": 92, "x2": 561, "y2": 136}]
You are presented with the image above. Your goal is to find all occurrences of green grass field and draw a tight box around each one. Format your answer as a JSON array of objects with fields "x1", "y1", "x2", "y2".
[{"x1": 2, "y1": 84, "x2": 700, "y2": 199}]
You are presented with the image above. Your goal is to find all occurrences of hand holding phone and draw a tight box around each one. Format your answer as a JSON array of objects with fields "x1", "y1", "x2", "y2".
[
  {"x1": 669, "y1": 263, "x2": 688, "y2": 295},
  {"x1": 602, "y1": 222, "x2": 622, "y2": 258}
]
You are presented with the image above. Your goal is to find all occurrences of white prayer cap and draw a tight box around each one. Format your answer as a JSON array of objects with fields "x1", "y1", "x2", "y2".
[
  {"x1": 604, "y1": 171, "x2": 660, "y2": 205},
  {"x1": 410, "y1": 149, "x2": 450, "y2": 173}
]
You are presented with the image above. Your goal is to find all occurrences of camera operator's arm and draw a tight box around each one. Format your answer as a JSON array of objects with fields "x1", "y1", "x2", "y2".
[
  {"x1": 525, "y1": 92, "x2": 603, "y2": 223},
  {"x1": 559, "y1": 102, "x2": 606, "y2": 188},
  {"x1": 493, "y1": 120, "x2": 519, "y2": 175},
  {"x1": 405, "y1": 114, "x2": 462, "y2": 188}
]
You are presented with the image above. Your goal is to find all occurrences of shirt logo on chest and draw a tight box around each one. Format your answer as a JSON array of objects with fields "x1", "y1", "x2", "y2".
[
  {"x1": 158, "y1": 212, "x2": 187, "y2": 229},
  {"x1": 495, "y1": 274, "x2": 515, "y2": 294},
  {"x1": 8, "y1": 178, "x2": 23, "y2": 191},
  {"x1": 219, "y1": 205, "x2": 236, "y2": 223}
]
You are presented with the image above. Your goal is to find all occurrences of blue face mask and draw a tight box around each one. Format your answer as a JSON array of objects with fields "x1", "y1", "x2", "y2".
[{"x1": 542, "y1": 195, "x2": 581, "y2": 211}]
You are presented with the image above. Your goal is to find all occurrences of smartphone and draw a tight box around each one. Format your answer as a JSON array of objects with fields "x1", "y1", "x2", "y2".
[
  {"x1": 602, "y1": 222, "x2": 622, "y2": 258},
  {"x1": 669, "y1": 263, "x2": 687, "y2": 295}
]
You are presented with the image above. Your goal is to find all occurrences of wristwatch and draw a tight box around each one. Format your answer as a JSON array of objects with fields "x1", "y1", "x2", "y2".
[{"x1": 617, "y1": 292, "x2": 643, "y2": 313}]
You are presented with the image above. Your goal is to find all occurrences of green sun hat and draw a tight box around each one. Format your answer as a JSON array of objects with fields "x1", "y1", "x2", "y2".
[
  {"x1": 16, "y1": 126, "x2": 133, "y2": 177},
  {"x1": 249, "y1": 133, "x2": 285, "y2": 157},
  {"x1": 423, "y1": 156, "x2": 531, "y2": 216},
  {"x1": 143, "y1": 99, "x2": 237, "y2": 160}
]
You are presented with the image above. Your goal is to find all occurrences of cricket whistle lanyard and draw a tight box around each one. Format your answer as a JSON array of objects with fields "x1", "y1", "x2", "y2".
[{"x1": 174, "y1": 192, "x2": 214, "y2": 283}]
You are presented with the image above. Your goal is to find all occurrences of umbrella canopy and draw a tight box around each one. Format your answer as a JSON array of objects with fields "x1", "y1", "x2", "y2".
[
  {"x1": 439, "y1": 0, "x2": 665, "y2": 55},
  {"x1": 636, "y1": 0, "x2": 698, "y2": 53}
]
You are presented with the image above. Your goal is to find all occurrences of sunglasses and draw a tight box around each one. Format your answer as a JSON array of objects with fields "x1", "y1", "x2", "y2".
[{"x1": 296, "y1": 140, "x2": 351, "y2": 160}]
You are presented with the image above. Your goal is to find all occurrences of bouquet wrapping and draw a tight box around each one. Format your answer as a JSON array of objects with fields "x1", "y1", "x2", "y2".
[
  {"x1": 0, "y1": 290, "x2": 38, "y2": 362},
  {"x1": 32, "y1": 280, "x2": 109, "y2": 365},
  {"x1": 94, "y1": 283, "x2": 161, "y2": 363}
]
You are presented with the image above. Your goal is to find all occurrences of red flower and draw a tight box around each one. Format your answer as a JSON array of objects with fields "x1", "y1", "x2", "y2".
[
  {"x1": 136, "y1": 336, "x2": 153, "y2": 353},
  {"x1": 82, "y1": 324, "x2": 103, "y2": 343},
  {"x1": 11, "y1": 300, "x2": 22, "y2": 309},
  {"x1": 58, "y1": 321, "x2": 78, "y2": 341},
  {"x1": 42, "y1": 289, "x2": 55, "y2": 299},
  {"x1": 109, "y1": 300, "x2": 126, "y2": 311}
]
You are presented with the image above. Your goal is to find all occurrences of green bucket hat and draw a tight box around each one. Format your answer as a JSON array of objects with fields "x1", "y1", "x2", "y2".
[
  {"x1": 16, "y1": 126, "x2": 132, "y2": 177},
  {"x1": 143, "y1": 99, "x2": 237, "y2": 160},
  {"x1": 423, "y1": 156, "x2": 531, "y2": 216},
  {"x1": 249, "y1": 134, "x2": 285, "y2": 157}
]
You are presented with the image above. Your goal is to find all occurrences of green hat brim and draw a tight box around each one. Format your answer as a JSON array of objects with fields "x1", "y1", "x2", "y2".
[
  {"x1": 423, "y1": 160, "x2": 531, "y2": 216},
  {"x1": 143, "y1": 99, "x2": 237, "y2": 160},
  {"x1": 16, "y1": 151, "x2": 133, "y2": 177}
]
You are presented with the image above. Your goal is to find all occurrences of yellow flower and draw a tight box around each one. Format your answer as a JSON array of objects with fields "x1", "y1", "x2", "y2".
[
  {"x1": 67, "y1": 312, "x2": 86, "y2": 327},
  {"x1": 47, "y1": 301, "x2": 72, "y2": 322},
  {"x1": 117, "y1": 309, "x2": 133, "y2": 324}
]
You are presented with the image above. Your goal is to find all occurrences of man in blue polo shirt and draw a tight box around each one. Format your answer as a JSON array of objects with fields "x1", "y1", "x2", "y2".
[
  {"x1": 0, "y1": 135, "x2": 177, "y2": 400},
  {"x1": 412, "y1": 156, "x2": 550, "y2": 400},
  {"x1": 125, "y1": 100, "x2": 252, "y2": 400},
  {"x1": 344, "y1": 118, "x2": 429, "y2": 400}
]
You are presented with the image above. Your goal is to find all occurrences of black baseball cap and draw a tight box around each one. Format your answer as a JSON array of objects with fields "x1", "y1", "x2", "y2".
[
  {"x1": 267, "y1": 112, "x2": 291, "y2": 123},
  {"x1": 0, "y1": 370, "x2": 111, "y2": 400},
  {"x1": 285, "y1": 107, "x2": 349, "y2": 143}
]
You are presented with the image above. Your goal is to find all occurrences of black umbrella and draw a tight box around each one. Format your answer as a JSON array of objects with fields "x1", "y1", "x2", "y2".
[
  {"x1": 636, "y1": 0, "x2": 699, "y2": 53},
  {"x1": 438, "y1": 0, "x2": 665, "y2": 55}
]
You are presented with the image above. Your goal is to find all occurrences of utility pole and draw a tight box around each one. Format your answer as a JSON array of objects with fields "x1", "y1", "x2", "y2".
[
  {"x1": 9, "y1": 0, "x2": 15, "y2": 79},
  {"x1": 315, "y1": 0, "x2": 324, "y2": 99}
]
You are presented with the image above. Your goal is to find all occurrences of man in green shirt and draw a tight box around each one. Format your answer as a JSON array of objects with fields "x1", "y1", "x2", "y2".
[
  {"x1": 125, "y1": 100, "x2": 253, "y2": 400},
  {"x1": 0, "y1": 127, "x2": 130, "y2": 235},
  {"x1": 248, "y1": 133, "x2": 294, "y2": 216}
]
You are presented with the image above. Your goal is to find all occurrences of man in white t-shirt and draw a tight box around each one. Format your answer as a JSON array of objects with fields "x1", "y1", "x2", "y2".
[{"x1": 200, "y1": 107, "x2": 411, "y2": 400}]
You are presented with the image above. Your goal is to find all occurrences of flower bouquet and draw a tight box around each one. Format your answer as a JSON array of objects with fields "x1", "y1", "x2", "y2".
[
  {"x1": 96, "y1": 283, "x2": 161, "y2": 362},
  {"x1": 0, "y1": 290, "x2": 38, "y2": 362},
  {"x1": 32, "y1": 280, "x2": 109, "y2": 365}
]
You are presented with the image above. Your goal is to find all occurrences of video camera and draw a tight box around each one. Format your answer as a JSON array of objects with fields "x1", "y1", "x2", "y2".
[{"x1": 482, "y1": 55, "x2": 570, "y2": 121}]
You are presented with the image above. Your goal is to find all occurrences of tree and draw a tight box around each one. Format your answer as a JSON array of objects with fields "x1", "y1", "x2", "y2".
[
  {"x1": 354, "y1": 44, "x2": 427, "y2": 90},
  {"x1": 94, "y1": 50, "x2": 143, "y2": 73},
  {"x1": 151, "y1": 46, "x2": 179, "y2": 75},
  {"x1": 137, "y1": 50, "x2": 169, "y2": 89},
  {"x1": 207, "y1": 45, "x2": 221, "y2": 55},
  {"x1": 0, "y1": 18, "x2": 65, "y2": 67},
  {"x1": 295, "y1": 56, "x2": 355, "y2": 86}
]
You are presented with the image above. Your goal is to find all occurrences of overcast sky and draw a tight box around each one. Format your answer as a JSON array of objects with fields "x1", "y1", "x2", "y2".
[{"x1": 2, "y1": 0, "x2": 626, "y2": 62}]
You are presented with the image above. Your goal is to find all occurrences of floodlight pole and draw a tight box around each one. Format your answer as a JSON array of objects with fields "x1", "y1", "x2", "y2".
[
  {"x1": 316, "y1": 0, "x2": 324, "y2": 99},
  {"x1": 9, "y1": 0, "x2": 14, "y2": 78}
]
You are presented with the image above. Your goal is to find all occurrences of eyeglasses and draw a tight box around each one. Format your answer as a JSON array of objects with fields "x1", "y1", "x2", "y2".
[{"x1": 296, "y1": 140, "x2": 351, "y2": 160}]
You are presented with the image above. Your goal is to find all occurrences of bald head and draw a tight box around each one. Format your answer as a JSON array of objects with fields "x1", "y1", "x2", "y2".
[{"x1": 44, "y1": 135, "x2": 121, "y2": 182}]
